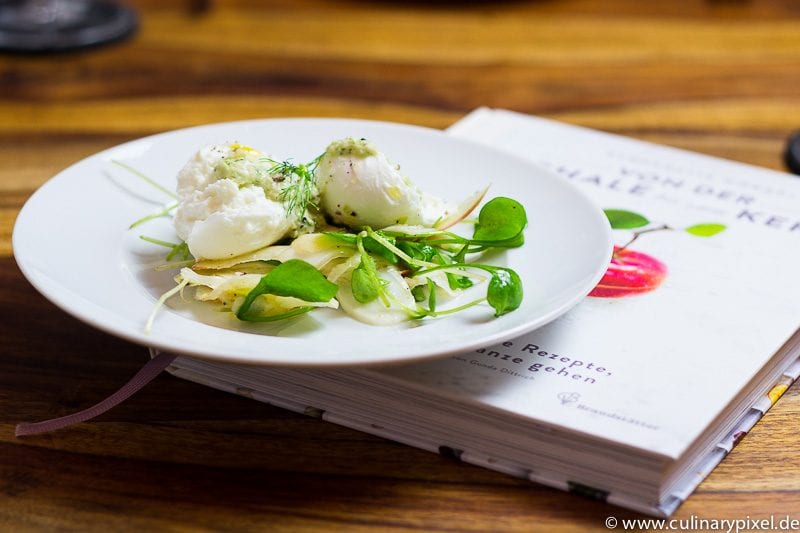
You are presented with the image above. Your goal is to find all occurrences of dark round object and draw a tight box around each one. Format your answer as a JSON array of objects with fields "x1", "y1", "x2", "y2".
[
  {"x1": 785, "y1": 130, "x2": 800, "y2": 176},
  {"x1": 0, "y1": 0, "x2": 137, "y2": 53}
]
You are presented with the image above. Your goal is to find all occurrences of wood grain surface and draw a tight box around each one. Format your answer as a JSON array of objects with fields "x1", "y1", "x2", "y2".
[{"x1": 2, "y1": 0, "x2": 800, "y2": 530}]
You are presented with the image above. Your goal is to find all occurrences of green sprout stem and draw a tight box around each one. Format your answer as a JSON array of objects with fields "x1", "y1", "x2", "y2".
[
  {"x1": 365, "y1": 227, "x2": 438, "y2": 270},
  {"x1": 139, "y1": 235, "x2": 180, "y2": 248},
  {"x1": 413, "y1": 296, "x2": 488, "y2": 319},
  {"x1": 112, "y1": 160, "x2": 178, "y2": 200},
  {"x1": 129, "y1": 202, "x2": 178, "y2": 229}
]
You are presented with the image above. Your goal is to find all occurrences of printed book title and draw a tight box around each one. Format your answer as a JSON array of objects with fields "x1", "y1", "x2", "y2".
[{"x1": 548, "y1": 161, "x2": 800, "y2": 234}]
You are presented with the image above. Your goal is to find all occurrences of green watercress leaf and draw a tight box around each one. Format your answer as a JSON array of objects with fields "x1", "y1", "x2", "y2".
[
  {"x1": 486, "y1": 268, "x2": 523, "y2": 317},
  {"x1": 473, "y1": 197, "x2": 528, "y2": 243},
  {"x1": 236, "y1": 259, "x2": 338, "y2": 321},
  {"x1": 363, "y1": 234, "x2": 398, "y2": 264},
  {"x1": 397, "y1": 241, "x2": 436, "y2": 265},
  {"x1": 447, "y1": 272, "x2": 474, "y2": 290},
  {"x1": 256, "y1": 259, "x2": 338, "y2": 301},
  {"x1": 685, "y1": 223, "x2": 726, "y2": 237},
  {"x1": 604, "y1": 209, "x2": 650, "y2": 229},
  {"x1": 411, "y1": 285, "x2": 426, "y2": 302},
  {"x1": 427, "y1": 278, "x2": 437, "y2": 313},
  {"x1": 351, "y1": 264, "x2": 380, "y2": 303}
]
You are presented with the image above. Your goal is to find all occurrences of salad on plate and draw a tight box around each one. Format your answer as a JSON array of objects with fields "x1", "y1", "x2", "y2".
[{"x1": 128, "y1": 137, "x2": 528, "y2": 330}]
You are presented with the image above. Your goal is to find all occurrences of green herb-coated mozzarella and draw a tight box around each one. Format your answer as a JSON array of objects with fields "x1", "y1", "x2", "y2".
[{"x1": 315, "y1": 138, "x2": 447, "y2": 229}]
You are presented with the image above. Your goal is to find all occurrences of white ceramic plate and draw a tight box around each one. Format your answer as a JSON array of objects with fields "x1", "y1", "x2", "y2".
[{"x1": 13, "y1": 118, "x2": 612, "y2": 367}]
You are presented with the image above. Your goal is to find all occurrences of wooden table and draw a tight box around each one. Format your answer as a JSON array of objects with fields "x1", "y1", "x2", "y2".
[{"x1": 2, "y1": 1, "x2": 799, "y2": 530}]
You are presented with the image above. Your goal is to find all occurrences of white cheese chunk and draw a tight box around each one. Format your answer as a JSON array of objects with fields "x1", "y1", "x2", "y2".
[{"x1": 174, "y1": 143, "x2": 294, "y2": 260}]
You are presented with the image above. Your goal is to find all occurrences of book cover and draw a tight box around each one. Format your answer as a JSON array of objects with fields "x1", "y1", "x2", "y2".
[{"x1": 380, "y1": 108, "x2": 800, "y2": 461}]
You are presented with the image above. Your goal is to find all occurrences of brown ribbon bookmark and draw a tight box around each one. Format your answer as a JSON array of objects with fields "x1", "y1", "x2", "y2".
[{"x1": 15, "y1": 351, "x2": 176, "y2": 437}]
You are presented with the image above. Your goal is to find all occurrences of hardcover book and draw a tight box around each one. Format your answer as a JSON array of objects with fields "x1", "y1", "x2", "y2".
[{"x1": 164, "y1": 109, "x2": 800, "y2": 516}]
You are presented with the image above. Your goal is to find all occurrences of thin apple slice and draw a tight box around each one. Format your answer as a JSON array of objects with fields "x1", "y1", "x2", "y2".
[{"x1": 434, "y1": 185, "x2": 489, "y2": 230}]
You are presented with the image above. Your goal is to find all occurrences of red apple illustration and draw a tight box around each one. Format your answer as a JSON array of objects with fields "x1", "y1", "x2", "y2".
[
  {"x1": 589, "y1": 209, "x2": 725, "y2": 299},
  {"x1": 589, "y1": 246, "x2": 667, "y2": 297}
]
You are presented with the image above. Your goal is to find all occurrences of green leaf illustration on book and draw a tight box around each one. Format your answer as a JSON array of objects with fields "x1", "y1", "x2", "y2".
[
  {"x1": 603, "y1": 209, "x2": 650, "y2": 230},
  {"x1": 685, "y1": 223, "x2": 726, "y2": 237},
  {"x1": 591, "y1": 209, "x2": 727, "y2": 298}
]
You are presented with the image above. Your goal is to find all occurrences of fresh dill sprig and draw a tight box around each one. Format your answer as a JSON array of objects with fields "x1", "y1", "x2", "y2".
[{"x1": 268, "y1": 154, "x2": 323, "y2": 222}]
